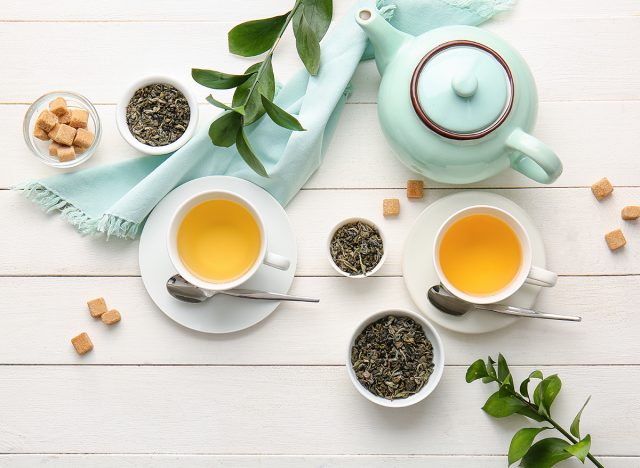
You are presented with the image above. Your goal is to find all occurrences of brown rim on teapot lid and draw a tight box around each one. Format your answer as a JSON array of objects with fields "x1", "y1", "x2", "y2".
[{"x1": 410, "y1": 40, "x2": 515, "y2": 141}]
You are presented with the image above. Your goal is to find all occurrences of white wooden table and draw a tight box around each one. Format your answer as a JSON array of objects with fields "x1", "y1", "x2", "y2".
[{"x1": 1, "y1": 1, "x2": 639, "y2": 466}]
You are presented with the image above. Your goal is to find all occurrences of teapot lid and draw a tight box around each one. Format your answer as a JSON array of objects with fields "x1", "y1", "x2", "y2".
[{"x1": 410, "y1": 40, "x2": 514, "y2": 140}]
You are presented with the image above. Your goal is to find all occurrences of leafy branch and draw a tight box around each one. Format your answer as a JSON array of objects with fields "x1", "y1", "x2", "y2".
[
  {"x1": 192, "y1": 0, "x2": 332, "y2": 176},
  {"x1": 466, "y1": 354, "x2": 604, "y2": 467}
]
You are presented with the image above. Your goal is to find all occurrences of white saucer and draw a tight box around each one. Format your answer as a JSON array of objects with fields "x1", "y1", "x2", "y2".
[
  {"x1": 402, "y1": 192, "x2": 546, "y2": 334},
  {"x1": 139, "y1": 176, "x2": 297, "y2": 334}
]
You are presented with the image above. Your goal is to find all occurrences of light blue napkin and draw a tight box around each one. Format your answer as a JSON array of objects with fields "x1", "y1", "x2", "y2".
[{"x1": 16, "y1": 0, "x2": 513, "y2": 239}]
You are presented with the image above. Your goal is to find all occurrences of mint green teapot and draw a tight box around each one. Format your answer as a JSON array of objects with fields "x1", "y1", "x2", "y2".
[{"x1": 356, "y1": 7, "x2": 562, "y2": 184}]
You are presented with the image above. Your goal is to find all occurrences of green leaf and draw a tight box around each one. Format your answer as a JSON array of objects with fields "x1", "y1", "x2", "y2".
[
  {"x1": 530, "y1": 370, "x2": 544, "y2": 380},
  {"x1": 205, "y1": 95, "x2": 245, "y2": 115},
  {"x1": 534, "y1": 375, "x2": 562, "y2": 417},
  {"x1": 516, "y1": 406, "x2": 546, "y2": 422},
  {"x1": 486, "y1": 356, "x2": 497, "y2": 379},
  {"x1": 293, "y1": 11, "x2": 321, "y2": 75},
  {"x1": 228, "y1": 12, "x2": 290, "y2": 57},
  {"x1": 192, "y1": 68, "x2": 255, "y2": 89},
  {"x1": 482, "y1": 390, "x2": 526, "y2": 418},
  {"x1": 497, "y1": 353, "x2": 510, "y2": 381},
  {"x1": 520, "y1": 370, "x2": 544, "y2": 400},
  {"x1": 236, "y1": 128, "x2": 269, "y2": 177},
  {"x1": 208, "y1": 111, "x2": 243, "y2": 148},
  {"x1": 466, "y1": 359, "x2": 488, "y2": 383},
  {"x1": 508, "y1": 427, "x2": 550, "y2": 466},
  {"x1": 502, "y1": 374, "x2": 514, "y2": 389},
  {"x1": 498, "y1": 353, "x2": 511, "y2": 384},
  {"x1": 520, "y1": 438, "x2": 573, "y2": 468},
  {"x1": 570, "y1": 396, "x2": 591, "y2": 439},
  {"x1": 233, "y1": 60, "x2": 275, "y2": 125},
  {"x1": 298, "y1": 0, "x2": 332, "y2": 41},
  {"x1": 564, "y1": 434, "x2": 591, "y2": 463},
  {"x1": 260, "y1": 95, "x2": 305, "y2": 131}
]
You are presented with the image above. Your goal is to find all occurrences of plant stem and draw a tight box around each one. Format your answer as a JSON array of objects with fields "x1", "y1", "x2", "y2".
[
  {"x1": 241, "y1": 0, "x2": 302, "y2": 111},
  {"x1": 504, "y1": 386, "x2": 605, "y2": 468}
]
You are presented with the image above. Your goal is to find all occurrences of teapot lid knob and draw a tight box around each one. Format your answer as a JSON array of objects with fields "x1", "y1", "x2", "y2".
[{"x1": 451, "y1": 73, "x2": 478, "y2": 98}]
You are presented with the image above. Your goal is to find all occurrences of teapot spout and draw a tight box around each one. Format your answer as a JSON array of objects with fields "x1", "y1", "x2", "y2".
[{"x1": 356, "y1": 7, "x2": 411, "y2": 75}]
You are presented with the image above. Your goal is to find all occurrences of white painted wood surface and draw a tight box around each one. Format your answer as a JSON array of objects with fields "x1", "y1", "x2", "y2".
[{"x1": 1, "y1": 0, "x2": 639, "y2": 466}]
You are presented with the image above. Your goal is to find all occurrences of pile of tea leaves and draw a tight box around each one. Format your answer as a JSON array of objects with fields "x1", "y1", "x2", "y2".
[
  {"x1": 351, "y1": 315, "x2": 434, "y2": 400},
  {"x1": 126, "y1": 83, "x2": 190, "y2": 147},
  {"x1": 329, "y1": 221, "x2": 383, "y2": 276}
]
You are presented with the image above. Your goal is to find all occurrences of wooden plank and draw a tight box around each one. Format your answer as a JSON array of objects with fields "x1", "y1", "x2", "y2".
[
  {"x1": 312, "y1": 100, "x2": 640, "y2": 189},
  {"x1": 0, "y1": 276, "x2": 637, "y2": 366},
  {"x1": 3, "y1": 187, "x2": 639, "y2": 276},
  {"x1": 0, "y1": 18, "x2": 638, "y2": 103},
  {"x1": 2, "y1": 0, "x2": 637, "y2": 21},
  {"x1": 0, "y1": 365, "x2": 636, "y2": 455},
  {"x1": 0, "y1": 455, "x2": 636, "y2": 468},
  {"x1": 5, "y1": 100, "x2": 640, "y2": 189}
]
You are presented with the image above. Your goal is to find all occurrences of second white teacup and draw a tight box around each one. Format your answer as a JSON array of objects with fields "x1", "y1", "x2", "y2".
[
  {"x1": 433, "y1": 205, "x2": 556, "y2": 304},
  {"x1": 167, "y1": 190, "x2": 290, "y2": 291}
]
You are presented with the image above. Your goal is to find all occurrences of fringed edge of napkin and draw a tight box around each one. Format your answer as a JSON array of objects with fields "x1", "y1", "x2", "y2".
[{"x1": 13, "y1": 182, "x2": 140, "y2": 240}]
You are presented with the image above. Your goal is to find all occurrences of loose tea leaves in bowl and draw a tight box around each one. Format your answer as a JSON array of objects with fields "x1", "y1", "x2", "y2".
[
  {"x1": 330, "y1": 221, "x2": 384, "y2": 276},
  {"x1": 126, "y1": 83, "x2": 190, "y2": 147},
  {"x1": 351, "y1": 315, "x2": 435, "y2": 400}
]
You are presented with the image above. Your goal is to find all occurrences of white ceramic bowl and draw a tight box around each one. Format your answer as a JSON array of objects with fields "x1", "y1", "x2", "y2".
[
  {"x1": 327, "y1": 217, "x2": 386, "y2": 278},
  {"x1": 116, "y1": 75, "x2": 199, "y2": 155},
  {"x1": 23, "y1": 91, "x2": 101, "y2": 168},
  {"x1": 347, "y1": 309, "x2": 445, "y2": 408}
]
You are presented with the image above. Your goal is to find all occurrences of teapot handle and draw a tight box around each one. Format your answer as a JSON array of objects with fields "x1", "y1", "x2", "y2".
[{"x1": 506, "y1": 129, "x2": 563, "y2": 184}]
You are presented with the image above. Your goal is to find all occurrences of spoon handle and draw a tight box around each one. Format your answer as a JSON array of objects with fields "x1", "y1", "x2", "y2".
[
  {"x1": 219, "y1": 289, "x2": 320, "y2": 303},
  {"x1": 475, "y1": 304, "x2": 581, "y2": 322}
]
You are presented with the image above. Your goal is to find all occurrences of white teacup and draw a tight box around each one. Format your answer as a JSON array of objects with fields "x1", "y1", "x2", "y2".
[
  {"x1": 433, "y1": 205, "x2": 556, "y2": 304},
  {"x1": 167, "y1": 189, "x2": 290, "y2": 291}
]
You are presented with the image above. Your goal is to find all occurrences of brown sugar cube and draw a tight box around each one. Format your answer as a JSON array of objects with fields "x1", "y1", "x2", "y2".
[
  {"x1": 74, "y1": 145, "x2": 85, "y2": 155},
  {"x1": 58, "y1": 109, "x2": 71, "y2": 125},
  {"x1": 48, "y1": 142, "x2": 61, "y2": 157},
  {"x1": 47, "y1": 123, "x2": 60, "y2": 140},
  {"x1": 101, "y1": 309, "x2": 121, "y2": 325},
  {"x1": 383, "y1": 198, "x2": 400, "y2": 217},
  {"x1": 622, "y1": 206, "x2": 640, "y2": 221},
  {"x1": 51, "y1": 124, "x2": 76, "y2": 146},
  {"x1": 57, "y1": 145, "x2": 76, "y2": 162},
  {"x1": 605, "y1": 229, "x2": 626, "y2": 251},
  {"x1": 36, "y1": 109, "x2": 58, "y2": 132},
  {"x1": 69, "y1": 108, "x2": 89, "y2": 129},
  {"x1": 591, "y1": 177, "x2": 613, "y2": 201},
  {"x1": 33, "y1": 125, "x2": 49, "y2": 141},
  {"x1": 87, "y1": 297, "x2": 108, "y2": 318},
  {"x1": 71, "y1": 332, "x2": 93, "y2": 355},
  {"x1": 49, "y1": 97, "x2": 68, "y2": 117},
  {"x1": 73, "y1": 128, "x2": 95, "y2": 149},
  {"x1": 407, "y1": 179, "x2": 424, "y2": 199}
]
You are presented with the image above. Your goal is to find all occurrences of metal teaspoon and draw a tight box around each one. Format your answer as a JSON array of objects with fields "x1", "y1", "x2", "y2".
[
  {"x1": 166, "y1": 274, "x2": 320, "y2": 304},
  {"x1": 427, "y1": 285, "x2": 581, "y2": 322}
]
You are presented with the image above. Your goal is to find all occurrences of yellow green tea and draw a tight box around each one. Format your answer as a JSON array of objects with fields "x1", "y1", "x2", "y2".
[
  {"x1": 438, "y1": 214, "x2": 522, "y2": 296},
  {"x1": 177, "y1": 199, "x2": 261, "y2": 283}
]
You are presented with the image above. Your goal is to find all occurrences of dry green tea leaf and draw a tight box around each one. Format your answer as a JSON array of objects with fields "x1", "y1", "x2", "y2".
[
  {"x1": 351, "y1": 315, "x2": 434, "y2": 400},
  {"x1": 126, "y1": 83, "x2": 190, "y2": 147}
]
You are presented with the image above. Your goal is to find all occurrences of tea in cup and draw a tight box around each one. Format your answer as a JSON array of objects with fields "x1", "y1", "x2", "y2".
[
  {"x1": 433, "y1": 205, "x2": 556, "y2": 304},
  {"x1": 167, "y1": 190, "x2": 290, "y2": 290}
]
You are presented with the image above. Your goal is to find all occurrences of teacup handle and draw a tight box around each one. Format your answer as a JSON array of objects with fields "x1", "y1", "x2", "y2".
[
  {"x1": 264, "y1": 251, "x2": 291, "y2": 271},
  {"x1": 525, "y1": 265, "x2": 557, "y2": 288},
  {"x1": 506, "y1": 128, "x2": 563, "y2": 184}
]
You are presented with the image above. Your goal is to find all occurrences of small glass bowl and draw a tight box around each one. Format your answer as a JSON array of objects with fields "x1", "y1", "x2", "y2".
[{"x1": 23, "y1": 91, "x2": 101, "y2": 168}]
